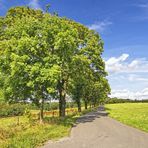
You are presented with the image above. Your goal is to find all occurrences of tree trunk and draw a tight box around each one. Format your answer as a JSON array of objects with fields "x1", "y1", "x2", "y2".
[
  {"x1": 84, "y1": 100, "x2": 88, "y2": 110},
  {"x1": 90, "y1": 102, "x2": 92, "y2": 109},
  {"x1": 94, "y1": 102, "x2": 96, "y2": 107},
  {"x1": 58, "y1": 79, "x2": 66, "y2": 117},
  {"x1": 77, "y1": 98, "x2": 81, "y2": 112},
  {"x1": 59, "y1": 92, "x2": 66, "y2": 117},
  {"x1": 40, "y1": 97, "x2": 44, "y2": 124}
]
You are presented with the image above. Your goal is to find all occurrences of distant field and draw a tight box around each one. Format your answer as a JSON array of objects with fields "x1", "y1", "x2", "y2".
[{"x1": 105, "y1": 103, "x2": 148, "y2": 132}]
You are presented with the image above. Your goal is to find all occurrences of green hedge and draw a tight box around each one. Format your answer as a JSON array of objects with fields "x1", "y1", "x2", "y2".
[
  {"x1": 44, "y1": 102, "x2": 77, "y2": 111},
  {"x1": 0, "y1": 103, "x2": 26, "y2": 117},
  {"x1": 0, "y1": 102, "x2": 77, "y2": 117},
  {"x1": 27, "y1": 102, "x2": 77, "y2": 111}
]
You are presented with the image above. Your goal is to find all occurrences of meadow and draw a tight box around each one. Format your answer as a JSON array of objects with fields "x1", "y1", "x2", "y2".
[
  {"x1": 0, "y1": 106, "x2": 94, "y2": 148},
  {"x1": 106, "y1": 103, "x2": 148, "y2": 132}
]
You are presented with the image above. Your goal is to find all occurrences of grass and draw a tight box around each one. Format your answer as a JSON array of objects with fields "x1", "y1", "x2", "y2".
[
  {"x1": 105, "y1": 103, "x2": 148, "y2": 132},
  {"x1": 0, "y1": 107, "x2": 95, "y2": 148},
  {"x1": 0, "y1": 114, "x2": 77, "y2": 148}
]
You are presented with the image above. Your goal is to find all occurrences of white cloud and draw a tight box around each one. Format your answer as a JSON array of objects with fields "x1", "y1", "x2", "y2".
[
  {"x1": 88, "y1": 20, "x2": 112, "y2": 33},
  {"x1": 106, "y1": 54, "x2": 148, "y2": 99},
  {"x1": 106, "y1": 53, "x2": 129, "y2": 65},
  {"x1": 29, "y1": 0, "x2": 42, "y2": 10},
  {"x1": 107, "y1": 72, "x2": 148, "y2": 92},
  {"x1": 105, "y1": 53, "x2": 148, "y2": 73},
  {"x1": 110, "y1": 88, "x2": 148, "y2": 100},
  {"x1": 133, "y1": 3, "x2": 148, "y2": 21},
  {"x1": 136, "y1": 3, "x2": 148, "y2": 9},
  {"x1": 128, "y1": 60, "x2": 140, "y2": 68},
  {"x1": 128, "y1": 74, "x2": 148, "y2": 82}
]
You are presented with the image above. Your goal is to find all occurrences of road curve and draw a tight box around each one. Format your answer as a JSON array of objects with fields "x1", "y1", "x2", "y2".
[{"x1": 42, "y1": 106, "x2": 148, "y2": 148}]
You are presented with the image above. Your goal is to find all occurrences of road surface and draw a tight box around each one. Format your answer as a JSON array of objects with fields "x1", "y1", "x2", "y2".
[{"x1": 42, "y1": 106, "x2": 148, "y2": 148}]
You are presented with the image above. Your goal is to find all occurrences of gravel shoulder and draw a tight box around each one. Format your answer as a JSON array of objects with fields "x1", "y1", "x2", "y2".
[{"x1": 42, "y1": 106, "x2": 148, "y2": 148}]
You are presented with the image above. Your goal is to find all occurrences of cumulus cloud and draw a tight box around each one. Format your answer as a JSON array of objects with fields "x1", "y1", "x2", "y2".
[
  {"x1": 128, "y1": 74, "x2": 148, "y2": 82},
  {"x1": 105, "y1": 53, "x2": 148, "y2": 73},
  {"x1": 88, "y1": 20, "x2": 112, "y2": 33},
  {"x1": 106, "y1": 53, "x2": 148, "y2": 100},
  {"x1": 29, "y1": 0, "x2": 42, "y2": 10},
  {"x1": 110, "y1": 88, "x2": 148, "y2": 100}
]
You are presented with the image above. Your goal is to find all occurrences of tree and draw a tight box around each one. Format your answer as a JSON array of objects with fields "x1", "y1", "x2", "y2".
[
  {"x1": 45, "y1": 4, "x2": 50, "y2": 12},
  {"x1": 69, "y1": 53, "x2": 92, "y2": 112},
  {"x1": 0, "y1": 7, "x2": 60, "y2": 122},
  {"x1": 69, "y1": 27, "x2": 109, "y2": 110},
  {"x1": 0, "y1": 6, "x2": 110, "y2": 119}
]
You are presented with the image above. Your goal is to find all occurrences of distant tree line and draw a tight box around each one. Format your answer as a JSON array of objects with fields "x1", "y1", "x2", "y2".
[{"x1": 106, "y1": 97, "x2": 148, "y2": 104}]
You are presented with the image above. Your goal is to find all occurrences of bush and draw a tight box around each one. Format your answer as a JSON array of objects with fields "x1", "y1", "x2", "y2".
[
  {"x1": 44, "y1": 102, "x2": 59, "y2": 111},
  {"x1": 0, "y1": 103, "x2": 27, "y2": 117},
  {"x1": 44, "y1": 102, "x2": 77, "y2": 110},
  {"x1": 0, "y1": 102, "x2": 78, "y2": 117},
  {"x1": 30, "y1": 102, "x2": 77, "y2": 111}
]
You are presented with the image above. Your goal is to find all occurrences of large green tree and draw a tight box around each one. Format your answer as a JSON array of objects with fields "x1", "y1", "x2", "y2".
[
  {"x1": 69, "y1": 27, "x2": 110, "y2": 111},
  {"x1": 0, "y1": 6, "x2": 110, "y2": 119},
  {"x1": 0, "y1": 7, "x2": 61, "y2": 122}
]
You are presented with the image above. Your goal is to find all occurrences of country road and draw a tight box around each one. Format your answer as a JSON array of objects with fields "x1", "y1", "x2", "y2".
[{"x1": 42, "y1": 106, "x2": 148, "y2": 148}]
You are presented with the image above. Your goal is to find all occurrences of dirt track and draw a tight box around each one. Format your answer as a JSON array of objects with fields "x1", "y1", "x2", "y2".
[{"x1": 42, "y1": 106, "x2": 148, "y2": 148}]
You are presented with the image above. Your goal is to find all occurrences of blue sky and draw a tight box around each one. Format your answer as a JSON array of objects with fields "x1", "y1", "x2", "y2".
[{"x1": 0, "y1": 0, "x2": 148, "y2": 99}]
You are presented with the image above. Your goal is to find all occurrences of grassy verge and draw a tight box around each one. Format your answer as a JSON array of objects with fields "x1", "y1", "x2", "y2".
[
  {"x1": 0, "y1": 107, "x2": 95, "y2": 148},
  {"x1": 105, "y1": 103, "x2": 148, "y2": 132}
]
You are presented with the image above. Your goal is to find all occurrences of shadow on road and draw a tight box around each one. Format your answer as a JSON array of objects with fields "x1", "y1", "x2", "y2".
[{"x1": 75, "y1": 106, "x2": 108, "y2": 124}]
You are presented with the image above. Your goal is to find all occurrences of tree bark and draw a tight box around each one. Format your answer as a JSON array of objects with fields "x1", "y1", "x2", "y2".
[
  {"x1": 84, "y1": 100, "x2": 88, "y2": 110},
  {"x1": 58, "y1": 79, "x2": 66, "y2": 117},
  {"x1": 90, "y1": 102, "x2": 92, "y2": 109},
  {"x1": 77, "y1": 98, "x2": 81, "y2": 112},
  {"x1": 59, "y1": 92, "x2": 66, "y2": 117},
  {"x1": 40, "y1": 97, "x2": 44, "y2": 124},
  {"x1": 94, "y1": 102, "x2": 96, "y2": 107}
]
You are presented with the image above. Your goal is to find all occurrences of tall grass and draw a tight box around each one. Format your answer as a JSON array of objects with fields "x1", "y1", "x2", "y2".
[
  {"x1": 0, "y1": 115, "x2": 77, "y2": 148},
  {"x1": 0, "y1": 106, "x2": 96, "y2": 148},
  {"x1": 106, "y1": 103, "x2": 148, "y2": 132}
]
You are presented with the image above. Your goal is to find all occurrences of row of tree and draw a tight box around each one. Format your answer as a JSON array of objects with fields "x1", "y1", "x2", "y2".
[
  {"x1": 0, "y1": 7, "x2": 110, "y2": 121},
  {"x1": 106, "y1": 97, "x2": 148, "y2": 104}
]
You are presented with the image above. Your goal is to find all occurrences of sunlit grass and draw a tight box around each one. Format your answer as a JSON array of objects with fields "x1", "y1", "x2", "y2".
[
  {"x1": 0, "y1": 107, "x2": 95, "y2": 148},
  {"x1": 105, "y1": 103, "x2": 148, "y2": 132},
  {"x1": 0, "y1": 115, "x2": 77, "y2": 148}
]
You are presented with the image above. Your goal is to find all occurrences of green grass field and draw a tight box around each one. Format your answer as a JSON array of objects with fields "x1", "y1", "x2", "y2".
[
  {"x1": 0, "y1": 107, "x2": 94, "y2": 148},
  {"x1": 0, "y1": 115, "x2": 74, "y2": 148},
  {"x1": 105, "y1": 103, "x2": 148, "y2": 132}
]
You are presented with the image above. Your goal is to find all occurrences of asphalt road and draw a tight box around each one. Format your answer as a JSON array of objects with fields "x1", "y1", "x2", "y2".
[{"x1": 42, "y1": 106, "x2": 148, "y2": 148}]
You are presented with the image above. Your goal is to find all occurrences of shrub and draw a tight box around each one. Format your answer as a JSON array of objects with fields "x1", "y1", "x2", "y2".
[
  {"x1": 0, "y1": 103, "x2": 27, "y2": 117},
  {"x1": 26, "y1": 101, "x2": 78, "y2": 111}
]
